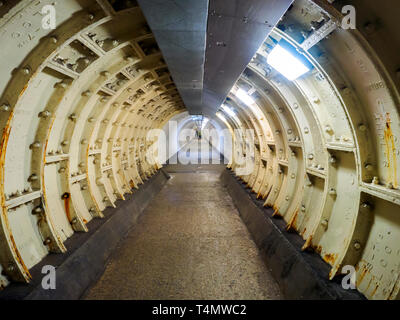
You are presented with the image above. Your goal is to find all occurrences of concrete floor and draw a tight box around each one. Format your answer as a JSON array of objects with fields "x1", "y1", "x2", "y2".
[{"x1": 83, "y1": 145, "x2": 282, "y2": 300}]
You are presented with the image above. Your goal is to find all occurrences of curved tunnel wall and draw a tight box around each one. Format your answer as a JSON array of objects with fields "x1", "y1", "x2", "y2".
[
  {"x1": 219, "y1": 1, "x2": 400, "y2": 300},
  {"x1": 0, "y1": 0, "x2": 399, "y2": 300},
  {"x1": 0, "y1": 0, "x2": 185, "y2": 287}
]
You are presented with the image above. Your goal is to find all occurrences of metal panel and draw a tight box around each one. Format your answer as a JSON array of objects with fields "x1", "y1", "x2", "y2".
[
  {"x1": 137, "y1": 0, "x2": 209, "y2": 115},
  {"x1": 202, "y1": 0, "x2": 293, "y2": 116}
]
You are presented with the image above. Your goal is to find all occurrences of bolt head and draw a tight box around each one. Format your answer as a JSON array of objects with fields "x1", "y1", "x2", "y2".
[
  {"x1": 22, "y1": 67, "x2": 31, "y2": 75},
  {"x1": 0, "y1": 103, "x2": 10, "y2": 112}
]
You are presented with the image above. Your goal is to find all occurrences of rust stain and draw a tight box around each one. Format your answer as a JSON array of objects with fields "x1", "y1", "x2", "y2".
[
  {"x1": 371, "y1": 284, "x2": 379, "y2": 297},
  {"x1": 302, "y1": 235, "x2": 313, "y2": 251},
  {"x1": 286, "y1": 209, "x2": 299, "y2": 231},
  {"x1": 272, "y1": 205, "x2": 282, "y2": 217},
  {"x1": 356, "y1": 264, "x2": 369, "y2": 286},
  {"x1": 62, "y1": 193, "x2": 71, "y2": 222},
  {"x1": 323, "y1": 253, "x2": 338, "y2": 265},
  {"x1": 0, "y1": 112, "x2": 32, "y2": 281},
  {"x1": 384, "y1": 113, "x2": 398, "y2": 188},
  {"x1": 19, "y1": 82, "x2": 30, "y2": 98}
]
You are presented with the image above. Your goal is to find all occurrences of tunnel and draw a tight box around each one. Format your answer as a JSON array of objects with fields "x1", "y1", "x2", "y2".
[{"x1": 0, "y1": 0, "x2": 399, "y2": 302}]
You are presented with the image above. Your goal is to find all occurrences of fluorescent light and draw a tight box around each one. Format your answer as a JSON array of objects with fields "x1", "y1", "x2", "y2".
[
  {"x1": 201, "y1": 118, "x2": 209, "y2": 130},
  {"x1": 267, "y1": 43, "x2": 311, "y2": 80},
  {"x1": 221, "y1": 104, "x2": 236, "y2": 117},
  {"x1": 235, "y1": 88, "x2": 255, "y2": 106}
]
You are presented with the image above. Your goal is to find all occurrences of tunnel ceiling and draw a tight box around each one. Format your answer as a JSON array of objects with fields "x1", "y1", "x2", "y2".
[
  {"x1": 138, "y1": 0, "x2": 293, "y2": 116},
  {"x1": 136, "y1": 0, "x2": 209, "y2": 115},
  {"x1": 0, "y1": 0, "x2": 400, "y2": 301},
  {"x1": 202, "y1": 0, "x2": 294, "y2": 117}
]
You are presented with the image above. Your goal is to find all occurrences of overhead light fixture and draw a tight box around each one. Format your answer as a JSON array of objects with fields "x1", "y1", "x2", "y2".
[
  {"x1": 267, "y1": 40, "x2": 312, "y2": 81},
  {"x1": 201, "y1": 118, "x2": 209, "y2": 130},
  {"x1": 221, "y1": 104, "x2": 236, "y2": 117},
  {"x1": 235, "y1": 88, "x2": 255, "y2": 106}
]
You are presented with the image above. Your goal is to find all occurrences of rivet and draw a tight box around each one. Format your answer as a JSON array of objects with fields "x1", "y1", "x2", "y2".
[
  {"x1": 38, "y1": 110, "x2": 51, "y2": 118},
  {"x1": 22, "y1": 66, "x2": 31, "y2": 75},
  {"x1": 88, "y1": 117, "x2": 96, "y2": 123},
  {"x1": 365, "y1": 163, "x2": 374, "y2": 171},
  {"x1": 372, "y1": 176, "x2": 379, "y2": 185},
  {"x1": 308, "y1": 154, "x2": 314, "y2": 160},
  {"x1": 69, "y1": 113, "x2": 77, "y2": 121},
  {"x1": 329, "y1": 188, "x2": 337, "y2": 196},
  {"x1": 43, "y1": 238, "x2": 52, "y2": 245},
  {"x1": 28, "y1": 174, "x2": 38, "y2": 182},
  {"x1": 0, "y1": 103, "x2": 10, "y2": 112},
  {"x1": 325, "y1": 125, "x2": 333, "y2": 134},
  {"x1": 358, "y1": 123, "x2": 367, "y2": 132},
  {"x1": 58, "y1": 167, "x2": 66, "y2": 173},
  {"x1": 82, "y1": 90, "x2": 91, "y2": 97},
  {"x1": 61, "y1": 140, "x2": 69, "y2": 146},
  {"x1": 321, "y1": 219, "x2": 329, "y2": 229},
  {"x1": 81, "y1": 139, "x2": 88, "y2": 144},
  {"x1": 312, "y1": 96, "x2": 320, "y2": 104},
  {"x1": 354, "y1": 241, "x2": 361, "y2": 250},
  {"x1": 32, "y1": 206, "x2": 43, "y2": 215},
  {"x1": 30, "y1": 141, "x2": 41, "y2": 149},
  {"x1": 101, "y1": 71, "x2": 110, "y2": 77},
  {"x1": 361, "y1": 202, "x2": 372, "y2": 211},
  {"x1": 87, "y1": 12, "x2": 95, "y2": 20},
  {"x1": 49, "y1": 36, "x2": 58, "y2": 43}
]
